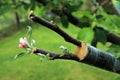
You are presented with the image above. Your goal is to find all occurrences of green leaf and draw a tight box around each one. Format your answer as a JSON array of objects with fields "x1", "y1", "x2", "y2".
[
  {"x1": 77, "y1": 28, "x2": 94, "y2": 43},
  {"x1": 14, "y1": 52, "x2": 26, "y2": 59},
  {"x1": 30, "y1": 39, "x2": 36, "y2": 46},
  {"x1": 97, "y1": 18, "x2": 116, "y2": 31},
  {"x1": 60, "y1": 14, "x2": 69, "y2": 28},
  {"x1": 73, "y1": 10, "x2": 92, "y2": 19},
  {"x1": 37, "y1": 53, "x2": 47, "y2": 62},
  {"x1": 110, "y1": 15, "x2": 120, "y2": 28},
  {"x1": 94, "y1": 29, "x2": 107, "y2": 44},
  {"x1": 96, "y1": 7, "x2": 117, "y2": 32}
]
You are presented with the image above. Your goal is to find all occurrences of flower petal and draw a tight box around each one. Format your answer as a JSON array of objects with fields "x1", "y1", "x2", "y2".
[
  {"x1": 19, "y1": 44, "x2": 23, "y2": 48},
  {"x1": 19, "y1": 38, "x2": 24, "y2": 43}
]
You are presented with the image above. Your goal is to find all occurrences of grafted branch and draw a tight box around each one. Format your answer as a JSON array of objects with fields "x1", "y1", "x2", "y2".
[{"x1": 29, "y1": 12, "x2": 120, "y2": 74}]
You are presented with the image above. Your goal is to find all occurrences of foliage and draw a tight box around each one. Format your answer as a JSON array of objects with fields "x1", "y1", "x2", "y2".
[
  {"x1": 0, "y1": 24, "x2": 119, "y2": 80},
  {"x1": 77, "y1": 28, "x2": 94, "y2": 43}
]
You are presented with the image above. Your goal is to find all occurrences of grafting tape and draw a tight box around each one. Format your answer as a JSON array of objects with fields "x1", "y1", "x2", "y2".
[{"x1": 81, "y1": 45, "x2": 120, "y2": 73}]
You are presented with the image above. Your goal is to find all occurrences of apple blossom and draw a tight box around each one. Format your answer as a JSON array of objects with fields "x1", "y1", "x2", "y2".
[{"x1": 19, "y1": 37, "x2": 28, "y2": 48}]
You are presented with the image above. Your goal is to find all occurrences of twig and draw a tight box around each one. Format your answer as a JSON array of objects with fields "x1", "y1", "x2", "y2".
[
  {"x1": 29, "y1": 12, "x2": 81, "y2": 47},
  {"x1": 34, "y1": 48, "x2": 79, "y2": 61}
]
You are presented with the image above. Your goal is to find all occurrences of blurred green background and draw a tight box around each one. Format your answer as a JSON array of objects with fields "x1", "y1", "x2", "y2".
[{"x1": 0, "y1": 0, "x2": 120, "y2": 80}]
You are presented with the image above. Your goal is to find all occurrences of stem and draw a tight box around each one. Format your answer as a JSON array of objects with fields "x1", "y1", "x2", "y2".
[
  {"x1": 29, "y1": 12, "x2": 81, "y2": 47},
  {"x1": 34, "y1": 48, "x2": 79, "y2": 61}
]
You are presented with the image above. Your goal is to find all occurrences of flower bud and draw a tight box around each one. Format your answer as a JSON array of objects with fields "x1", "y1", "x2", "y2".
[{"x1": 19, "y1": 43, "x2": 27, "y2": 48}]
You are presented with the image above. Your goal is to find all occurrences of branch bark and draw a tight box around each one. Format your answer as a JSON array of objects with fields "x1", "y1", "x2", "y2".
[
  {"x1": 29, "y1": 12, "x2": 120, "y2": 74},
  {"x1": 34, "y1": 48, "x2": 79, "y2": 61},
  {"x1": 30, "y1": 12, "x2": 81, "y2": 47}
]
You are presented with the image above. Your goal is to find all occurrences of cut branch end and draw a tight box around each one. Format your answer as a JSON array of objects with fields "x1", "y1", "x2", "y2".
[{"x1": 76, "y1": 42, "x2": 88, "y2": 60}]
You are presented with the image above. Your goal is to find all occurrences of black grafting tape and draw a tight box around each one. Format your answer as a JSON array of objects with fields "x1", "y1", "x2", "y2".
[
  {"x1": 114, "y1": 59, "x2": 120, "y2": 73},
  {"x1": 81, "y1": 45, "x2": 120, "y2": 73}
]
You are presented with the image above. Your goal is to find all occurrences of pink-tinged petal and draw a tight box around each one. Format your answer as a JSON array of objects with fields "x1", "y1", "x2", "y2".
[
  {"x1": 22, "y1": 43, "x2": 27, "y2": 48},
  {"x1": 19, "y1": 37, "x2": 28, "y2": 48},
  {"x1": 19, "y1": 43, "x2": 27, "y2": 48},
  {"x1": 19, "y1": 44, "x2": 23, "y2": 48},
  {"x1": 19, "y1": 37, "x2": 28, "y2": 44},
  {"x1": 23, "y1": 37, "x2": 28, "y2": 43}
]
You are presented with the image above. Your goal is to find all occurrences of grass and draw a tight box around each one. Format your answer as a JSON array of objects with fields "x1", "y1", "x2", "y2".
[{"x1": 0, "y1": 23, "x2": 119, "y2": 80}]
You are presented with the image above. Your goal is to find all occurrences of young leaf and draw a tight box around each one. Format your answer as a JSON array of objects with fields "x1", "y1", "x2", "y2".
[
  {"x1": 30, "y1": 39, "x2": 36, "y2": 46},
  {"x1": 14, "y1": 52, "x2": 26, "y2": 59},
  {"x1": 77, "y1": 28, "x2": 94, "y2": 43},
  {"x1": 46, "y1": 53, "x2": 50, "y2": 59},
  {"x1": 37, "y1": 53, "x2": 47, "y2": 62},
  {"x1": 37, "y1": 53, "x2": 46, "y2": 57},
  {"x1": 59, "y1": 45, "x2": 69, "y2": 54}
]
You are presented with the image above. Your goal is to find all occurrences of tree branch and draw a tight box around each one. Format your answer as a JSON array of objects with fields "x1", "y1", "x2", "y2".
[
  {"x1": 29, "y1": 12, "x2": 81, "y2": 47},
  {"x1": 34, "y1": 48, "x2": 79, "y2": 61},
  {"x1": 30, "y1": 12, "x2": 120, "y2": 74}
]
